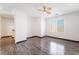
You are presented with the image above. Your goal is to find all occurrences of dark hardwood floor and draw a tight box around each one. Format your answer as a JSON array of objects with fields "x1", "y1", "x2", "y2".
[{"x1": 0, "y1": 37, "x2": 79, "y2": 55}]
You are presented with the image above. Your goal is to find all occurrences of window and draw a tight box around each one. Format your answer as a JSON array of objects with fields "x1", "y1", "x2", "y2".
[
  {"x1": 48, "y1": 18, "x2": 64, "y2": 33},
  {"x1": 57, "y1": 19, "x2": 64, "y2": 32}
]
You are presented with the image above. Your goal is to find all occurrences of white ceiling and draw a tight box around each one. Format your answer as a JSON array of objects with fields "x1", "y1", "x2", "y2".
[{"x1": 0, "y1": 3, "x2": 79, "y2": 17}]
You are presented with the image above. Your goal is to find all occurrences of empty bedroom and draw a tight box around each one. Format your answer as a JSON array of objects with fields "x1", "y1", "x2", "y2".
[{"x1": 0, "y1": 3, "x2": 79, "y2": 55}]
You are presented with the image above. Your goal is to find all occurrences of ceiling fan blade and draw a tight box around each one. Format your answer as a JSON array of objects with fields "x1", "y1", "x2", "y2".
[
  {"x1": 43, "y1": 6, "x2": 46, "y2": 10},
  {"x1": 37, "y1": 6, "x2": 52, "y2": 15},
  {"x1": 46, "y1": 11, "x2": 51, "y2": 14},
  {"x1": 47, "y1": 7, "x2": 52, "y2": 10},
  {"x1": 37, "y1": 9, "x2": 43, "y2": 11}
]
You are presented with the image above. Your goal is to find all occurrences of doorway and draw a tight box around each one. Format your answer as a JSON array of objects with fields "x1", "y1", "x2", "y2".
[{"x1": 0, "y1": 14, "x2": 15, "y2": 47}]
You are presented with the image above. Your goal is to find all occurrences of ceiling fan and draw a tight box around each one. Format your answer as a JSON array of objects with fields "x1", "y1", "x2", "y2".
[{"x1": 37, "y1": 6, "x2": 52, "y2": 15}]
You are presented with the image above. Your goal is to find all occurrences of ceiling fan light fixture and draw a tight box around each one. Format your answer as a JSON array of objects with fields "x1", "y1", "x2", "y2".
[
  {"x1": 43, "y1": 11, "x2": 47, "y2": 15},
  {"x1": 37, "y1": 6, "x2": 52, "y2": 15}
]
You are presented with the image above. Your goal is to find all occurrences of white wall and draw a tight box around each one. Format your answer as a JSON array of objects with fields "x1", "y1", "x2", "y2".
[
  {"x1": 27, "y1": 17, "x2": 46, "y2": 37},
  {"x1": 26, "y1": 17, "x2": 32, "y2": 37},
  {"x1": 27, "y1": 17, "x2": 41, "y2": 37},
  {"x1": 13, "y1": 10, "x2": 28, "y2": 42},
  {"x1": 41, "y1": 17, "x2": 46, "y2": 37},
  {"x1": 46, "y1": 11, "x2": 79, "y2": 41}
]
